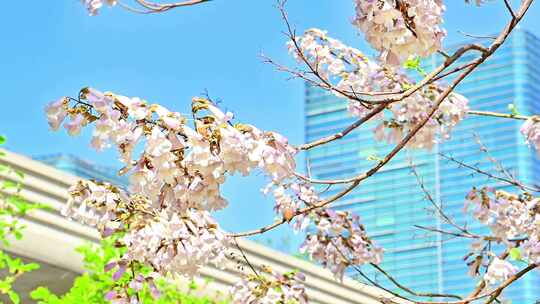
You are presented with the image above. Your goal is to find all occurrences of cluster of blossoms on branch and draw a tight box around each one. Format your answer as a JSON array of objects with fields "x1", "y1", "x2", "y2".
[
  {"x1": 300, "y1": 209, "x2": 383, "y2": 280},
  {"x1": 45, "y1": 87, "x2": 383, "y2": 301},
  {"x1": 265, "y1": 180, "x2": 384, "y2": 281},
  {"x1": 230, "y1": 267, "x2": 308, "y2": 304},
  {"x1": 464, "y1": 188, "x2": 540, "y2": 284},
  {"x1": 288, "y1": 28, "x2": 469, "y2": 150},
  {"x1": 353, "y1": 0, "x2": 447, "y2": 65},
  {"x1": 64, "y1": 179, "x2": 227, "y2": 301},
  {"x1": 44, "y1": 88, "x2": 297, "y2": 299}
]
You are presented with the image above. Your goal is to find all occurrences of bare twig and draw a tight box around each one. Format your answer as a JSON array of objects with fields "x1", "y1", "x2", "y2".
[
  {"x1": 233, "y1": 238, "x2": 260, "y2": 277},
  {"x1": 503, "y1": 0, "x2": 517, "y2": 20},
  {"x1": 467, "y1": 110, "x2": 532, "y2": 121},
  {"x1": 134, "y1": 0, "x2": 211, "y2": 13},
  {"x1": 439, "y1": 153, "x2": 540, "y2": 192}
]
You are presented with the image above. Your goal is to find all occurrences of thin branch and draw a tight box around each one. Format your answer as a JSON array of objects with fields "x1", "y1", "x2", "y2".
[
  {"x1": 134, "y1": 0, "x2": 212, "y2": 13},
  {"x1": 439, "y1": 153, "x2": 540, "y2": 192},
  {"x1": 472, "y1": 133, "x2": 523, "y2": 189},
  {"x1": 370, "y1": 263, "x2": 462, "y2": 300},
  {"x1": 298, "y1": 103, "x2": 387, "y2": 151},
  {"x1": 457, "y1": 30, "x2": 497, "y2": 40},
  {"x1": 409, "y1": 160, "x2": 477, "y2": 236},
  {"x1": 503, "y1": 0, "x2": 517, "y2": 20},
  {"x1": 467, "y1": 110, "x2": 534, "y2": 121},
  {"x1": 233, "y1": 238, "x2": 260, "y2": 277}
]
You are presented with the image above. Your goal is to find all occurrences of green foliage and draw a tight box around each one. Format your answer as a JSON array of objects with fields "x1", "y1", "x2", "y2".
[
  {"x1": 0, "y1": 136, "x2": 48, "y2": 303},
  {"x1": 403, "y1": 56, "x2": 427, "y2": 77},
  {"x1": 509, "y1": 248, "x2": 522, "y2": 261},
  {"x1": 366, "y1": 154, "x2": 383, "y2": 162},
  {"x1": 507, "y1": 103, "x2": 520, "y2": 116},
  {"x1": 31, "y1": 235, "x2": 229, "y2": 304}
]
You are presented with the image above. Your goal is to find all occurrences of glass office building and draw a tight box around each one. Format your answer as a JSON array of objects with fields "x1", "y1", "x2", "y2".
[{"x1": 304, "y1": 29, "x2": 540, "y2": 302}]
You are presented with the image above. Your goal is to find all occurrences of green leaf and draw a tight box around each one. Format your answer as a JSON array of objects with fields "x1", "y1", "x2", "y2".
[
  {"x1": 366, "y1": 155, "x2": 383, "y2": 162},
  {"x1": 508, "y1": 103, "x2": 520, "y2": 116},
  {"x1": 14, "y1": 170, "x2": 24, "y2": 179},
  {"x1": 188, "y1": 280, "x2": 198, "y2": 290},
  {"x1": 7, "y1": 291, "x2": 20, "y2": 304},
  {"x1": 13, "y1": 230, "x2": 22, "y2": 240},
  {"x1": 30, "y1": 286, "x2": 54, "y2": 300},
  {"x1": 403, "y1": 56, "x2": 427, "y2": 76},
  {"x1": 509, "y1": 248, "x2": 522, "y2": 261},
  {"x1": 0, "y1": 135, "x2": 6, "y2": 146},
  {"x1": 20, "y1": 262, "x2": 40, "y2": 272},
  {"x1": 0, "y1": 276, "x2": 14, "y2": 292},
  {"x1": 2, "y1": 180, "x2": 19, "y2": 190},
  {"x1": 404, "y1": 56, "x2": 421, "y2": 70}
]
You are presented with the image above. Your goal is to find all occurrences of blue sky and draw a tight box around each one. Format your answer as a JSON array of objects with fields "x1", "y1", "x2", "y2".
[{"x1": 1, "y1": 0, "x2": 539, "y2": 250}]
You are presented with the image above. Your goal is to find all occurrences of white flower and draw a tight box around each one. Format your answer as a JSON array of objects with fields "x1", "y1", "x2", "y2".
[
  {"x1": 300, "y1": 209, "x2": 382, "y2": 280},
  {"x1": 353, "y1": 0, "x2": 447, "y2": 65},
  {"x1": 64, "y1": 113, "x2": 86, "y2": 136},
  {"x1": 484, "y1": 258, "x2": 517, "y2": 285},
  {"x1": 521, "y1": 118, "x2": 540, "y2": 154},
  {"x1": 45, "y1": 98, "x2": 67, "y2": 131}
]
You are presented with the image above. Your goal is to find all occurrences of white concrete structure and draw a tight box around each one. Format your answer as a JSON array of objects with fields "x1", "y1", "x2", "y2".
[{"x1": 0, "y1": 149, "x2": 408, "y2": 304}]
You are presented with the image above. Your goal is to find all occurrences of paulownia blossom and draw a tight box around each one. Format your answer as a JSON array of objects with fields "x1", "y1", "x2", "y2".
[
  {"x1": 520, "y1": 117, "x2": 540, "y2": 155},
  {"x1": 65, "y1": 179, "x2": 228, "y2": 275},
  {"x1": 45, "y1": 88, "x2": 383, "y2": 301},
  {"x1": 464, "y1": 188, "x2": 540, "y2": 283},
  {"x1": 44, "y1": 88, "x2": 299, "y2": 298},
  {"x1": 300, "y1": 209, "x2": 383, "y2": 280},
  {"x1": 230, "y1": 268, "x2": 308, "y2": 304},
  {"x1": 288, "y1": 28, "x2": 469, "y2": 150},
  {"x1": 353, "y1": 0, "x2": 447, "y2": 65},
  {"x1": 484, "y1": 257, "x2": 518, "y2": 286}
]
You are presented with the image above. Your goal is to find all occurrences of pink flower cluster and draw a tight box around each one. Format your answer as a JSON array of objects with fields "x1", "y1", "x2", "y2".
[
  {"x1": 289, "y1": 29, "x2": 469, "y2": 150},
  {"x1": 483, "y1": 257, "x2": 518, "y2": 286},
  {"x1": 46, "y1": 88, "x2": 310, "y2": 297},
  {"x1": 264, "y1": 181, "x2": 318, "y2": 227},
  {"x1": 45, "y1": 88, "x2": 297, "y2": 213},
  {"x1": 230, "y1": 268, "x2": 308, "y2": 304},
  {"x1": 299, "y1": 209, "x2": 383, "y2": 280},
  {"x1": 64, "y1": 180, "x2": 229, "y2": 277},
  {"x1": 520, "y1": 118, "x2": 540, "y2": 155},
  {"x1": 465, "y1": 188, "x2": 540, "y2": 282},
  {"x1": 353, "y1": 0, "x2": 447, "y2": 65},
  {"x1": 46, "y1": 88, "x2": 384, "y2": 295}
]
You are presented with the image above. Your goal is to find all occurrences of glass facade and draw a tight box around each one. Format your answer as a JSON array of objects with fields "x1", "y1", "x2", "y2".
[
  {"x1": 35, "y1": 153, "x2": 129, "y2": 187},
  {"x1": 305, "y1": 30, "x2": 540, "y2": 302}
]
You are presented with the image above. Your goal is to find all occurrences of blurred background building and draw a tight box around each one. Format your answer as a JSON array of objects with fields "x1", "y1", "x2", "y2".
[
  {"x1": 304, "y1": 29, "x2": 540, "y2": 302},
  {"x1": 35, "y1": 154, "x2": 128, "y2": 187}
]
